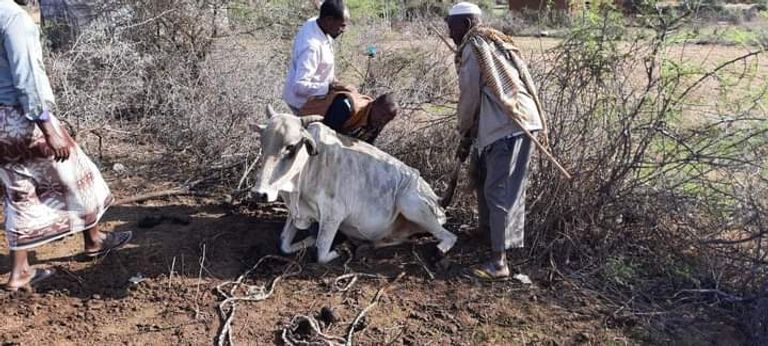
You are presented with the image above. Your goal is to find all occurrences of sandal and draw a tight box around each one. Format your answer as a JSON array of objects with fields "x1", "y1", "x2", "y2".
[
  {"x1": 83, "y1": 231, "x2": 133, "y2": 258},
  {"x1": 3, "y1": 267, "x2": 57, "y2": 292},
  {"x1": 469, "y1": 262, "x2": 510, "y2": 282}
]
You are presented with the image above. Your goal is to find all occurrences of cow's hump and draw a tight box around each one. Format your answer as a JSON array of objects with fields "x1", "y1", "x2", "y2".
[{"x1": 308, "y1": 123, "x2": 411, "y2": 168}]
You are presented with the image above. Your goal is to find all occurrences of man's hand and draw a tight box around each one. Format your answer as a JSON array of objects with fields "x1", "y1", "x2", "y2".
[
  {"x1": 456, "y1": 136, "x2": 472, "y2": 162},
  {"x1": 36, "y1": 120, "x2": 73, "y2": 162}
]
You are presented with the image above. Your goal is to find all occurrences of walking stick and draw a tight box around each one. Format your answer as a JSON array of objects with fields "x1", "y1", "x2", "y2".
[
  {"x1": 439, "y1": 137, "x2": 471, "y2": 208},
  {"x1": 431, "y1": 24, "x2": 572, "y2": 208},
  {"x1": 507, "y1": 116, "x2": 572, "y2": 180}
]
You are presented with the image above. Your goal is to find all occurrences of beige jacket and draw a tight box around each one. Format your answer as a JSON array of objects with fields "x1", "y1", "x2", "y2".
[{"x1": 456, "y1": 44, "x2": 543, "y2": 150}]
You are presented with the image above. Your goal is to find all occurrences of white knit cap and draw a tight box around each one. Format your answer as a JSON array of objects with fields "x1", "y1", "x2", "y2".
[{"x1": 448, "y1": 2, "x2": 482, "y2": 16}]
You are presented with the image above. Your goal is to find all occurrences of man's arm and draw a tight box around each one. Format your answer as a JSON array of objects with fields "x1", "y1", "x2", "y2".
[
  {"x1": 4, "y1": 12, "x2": 56, "y2": 122},
  {"x1": 4, "y1": 12, "x2": 72, "y2": 161},
  {"x1": 456, "y1": 45, "x2": 481, "y2": 138},
  {"x1": 292, "y1": 44, "x2": 330, "y2": 98}
]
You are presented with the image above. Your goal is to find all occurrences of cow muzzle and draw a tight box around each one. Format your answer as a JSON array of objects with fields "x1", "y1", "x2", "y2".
[{"x1": 250, "y1": 187, "x2": 278, "y2": 203}]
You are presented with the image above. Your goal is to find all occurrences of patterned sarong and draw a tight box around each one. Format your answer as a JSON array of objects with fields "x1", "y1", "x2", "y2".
[{"x1": 0, "y1": 106, "x2": 112, "y2": 250}]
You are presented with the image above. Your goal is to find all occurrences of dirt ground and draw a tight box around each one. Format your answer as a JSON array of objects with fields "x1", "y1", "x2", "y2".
[
  {"x1": 0, "y1": 150, "x2": 747, "y2": 345},
  {"x1": 0, "y1": 199, "x2": 634, "y2": 345}
]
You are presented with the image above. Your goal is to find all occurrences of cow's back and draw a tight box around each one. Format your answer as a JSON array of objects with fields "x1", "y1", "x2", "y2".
[{"x1": 298, "y1": 123, "x2": 442, "y2": 240}]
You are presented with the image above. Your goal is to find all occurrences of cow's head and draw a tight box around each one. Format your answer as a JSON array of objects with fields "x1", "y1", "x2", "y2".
[{"x1": 250, "y1": 105, "x2": 324, "y2": 202}]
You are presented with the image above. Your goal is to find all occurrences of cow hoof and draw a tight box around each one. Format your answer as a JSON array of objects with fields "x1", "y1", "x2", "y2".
[
  {"x1": 317, "y1": 250, "x2": 340, "y2": 264},
  {"x1": 437, "y1": 234, "x2": 457, "y2": 254},
  {"x1": 279, "y1": 236, "x2": 317, "y2": 256}
]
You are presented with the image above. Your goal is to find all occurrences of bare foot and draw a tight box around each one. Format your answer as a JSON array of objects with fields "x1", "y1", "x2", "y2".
[{"x1": 5, "y1": 267, "x2": 56, "y2": 291}]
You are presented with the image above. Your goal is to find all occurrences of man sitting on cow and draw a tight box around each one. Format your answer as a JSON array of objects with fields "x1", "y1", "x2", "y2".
[
  {"x1": 297, "y1": 91, "x2": 398, "y2": 144},
  {"x1": 283, "y1": 0, "x2": 398, "y2": 144}
]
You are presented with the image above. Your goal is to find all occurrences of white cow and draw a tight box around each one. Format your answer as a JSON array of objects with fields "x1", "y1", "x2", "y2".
[{"x1": 251, "y1": 106, "x2": 457, "y2": 264}]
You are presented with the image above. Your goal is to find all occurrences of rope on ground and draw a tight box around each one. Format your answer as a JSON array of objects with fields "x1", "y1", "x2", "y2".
[
  {"x1": 282, "y1": 272, "x2": 407, "y2": 346},
  {"x1": 331, "y1": 245, "x2": 381, "y2": 292},
  {"x1": 282, "y1": 315, "x2": 347, "y2": 346},
  {"x1": 215, "y1": 255, "x2": 302, "y2": 346},
  {"x1": 333, "y1": 273, "x2": 382, "y2": 292},
  {"x1": 344, "y1": 272, "x2": 406, "y2": 346}
]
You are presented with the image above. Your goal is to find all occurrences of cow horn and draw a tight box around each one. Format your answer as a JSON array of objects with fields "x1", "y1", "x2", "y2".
[
  {"x1": 266, "y1": 104, "x2": 277, "y2": 118},
  {"x1": 300, "y1": 115, "x2": 324, "y2": 128}
]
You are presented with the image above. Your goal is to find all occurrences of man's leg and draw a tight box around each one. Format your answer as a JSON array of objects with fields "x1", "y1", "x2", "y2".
[
  {"x1": 479, "y1": 135, "x2": 533, "y2": 278},
  {"x1": 6, "y1": 249, "x2": 56, "y2": 290},
  {"x1": 83, "y1": 224, "x2": 104, "y2": 253},
  {"x1": 82, "y1": 224, "x2": 133, "y2": 257},
  {"x1": 323, "y1": 95, "x2": 352, "y2": 132},
  {"x1": 7, "y1": 249, "x2": 31, "y2": 288}
]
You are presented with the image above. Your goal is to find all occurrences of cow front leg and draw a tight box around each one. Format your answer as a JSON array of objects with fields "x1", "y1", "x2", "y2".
[
  {"x1": 315, "y1": 218, "x2": 343, "y2": 264},
  {"x1": 280, "y1": 218, "x2": 316, "y2": 254}
]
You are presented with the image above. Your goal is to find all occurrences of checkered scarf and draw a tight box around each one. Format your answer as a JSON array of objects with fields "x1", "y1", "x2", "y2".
[{"x1": 456, "y1": 26, "x2": 548, "y2": 137}]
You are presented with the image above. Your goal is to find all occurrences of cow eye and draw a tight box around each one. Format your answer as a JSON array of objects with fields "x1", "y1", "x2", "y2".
[{"x1": 285, "y1": 143, "x2": 298, "y2": 157}]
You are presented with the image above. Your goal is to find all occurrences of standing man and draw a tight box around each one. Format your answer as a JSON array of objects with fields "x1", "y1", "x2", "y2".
[
  {"x1": 446, "y1": 2, "x2": 545, "y2": 280},
  {"x1": 283, "y1": 0, "x2": 349, "y2": 114},
  {"x1": 1, "y1": 0, "x2": 132, "y2": 291}
]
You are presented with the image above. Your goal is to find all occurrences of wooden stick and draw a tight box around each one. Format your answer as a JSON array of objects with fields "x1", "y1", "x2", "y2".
[
  {"x1": 508, "y1": 115, "x2": 572, "y2": 179},
  {"x1": 428, "y1": 22, "x2": 457, "y2": 54},
  {"x1": 114, "y1": 189, "x2": 219, "y2": 205},
  {"x1": 439, "y1": 159, "x2": 464, "y2": 208}
]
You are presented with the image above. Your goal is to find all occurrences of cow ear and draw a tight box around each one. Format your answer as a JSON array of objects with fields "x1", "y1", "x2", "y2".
[
  {"x1": 266, "y1": 104, "x2": 277, "y2": 119},
  {"x1": 248, "y1": 121, "x2": 266, "y2": 134},
  {"x1": 301, "y1": 130, "x2": 318, "y2": 156}
]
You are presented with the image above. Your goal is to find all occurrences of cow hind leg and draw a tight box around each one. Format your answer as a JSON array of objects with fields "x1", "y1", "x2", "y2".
[
  {"x1": 398, "y1": 195, "x2": 457, "y2": 254},
  {"x1": 373, "y1": 215, "x2": 420, "y2": 248}
]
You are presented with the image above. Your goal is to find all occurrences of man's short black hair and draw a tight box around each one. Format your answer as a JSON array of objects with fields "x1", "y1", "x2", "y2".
[
  {"x1": 374, "y1": 92, "x2": 398, "y2": 109},
  {"x1": 320, "y1": 0, "x2": 347, "y2": 20}
]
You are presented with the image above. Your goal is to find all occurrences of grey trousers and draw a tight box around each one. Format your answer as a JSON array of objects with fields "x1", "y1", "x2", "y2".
[{"x1": 470, "y1": 135, "x2": 533, "y2": 252}]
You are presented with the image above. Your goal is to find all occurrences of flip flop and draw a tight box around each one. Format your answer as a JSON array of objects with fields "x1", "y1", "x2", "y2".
[
  {"x1": 83, "y1": 231, "x2": 133, "y2": 258},
  {"x1": 468, "y1": 263, "x2": 510, "y2": 282},
  {"x1": 3, "y1": 267, "x2": 57, "y2": 292}
]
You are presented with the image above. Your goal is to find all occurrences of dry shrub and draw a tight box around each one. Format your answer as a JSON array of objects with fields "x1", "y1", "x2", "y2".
[
  {"x1": 44, "y1": 0, "x2": 316, "y2": 182},
  {"x1": 46, "y1": 25, "x2": 150, "y2": 131},
  {"x1": 523, "y1": 7, "x2": 767, "y2": 340}
]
